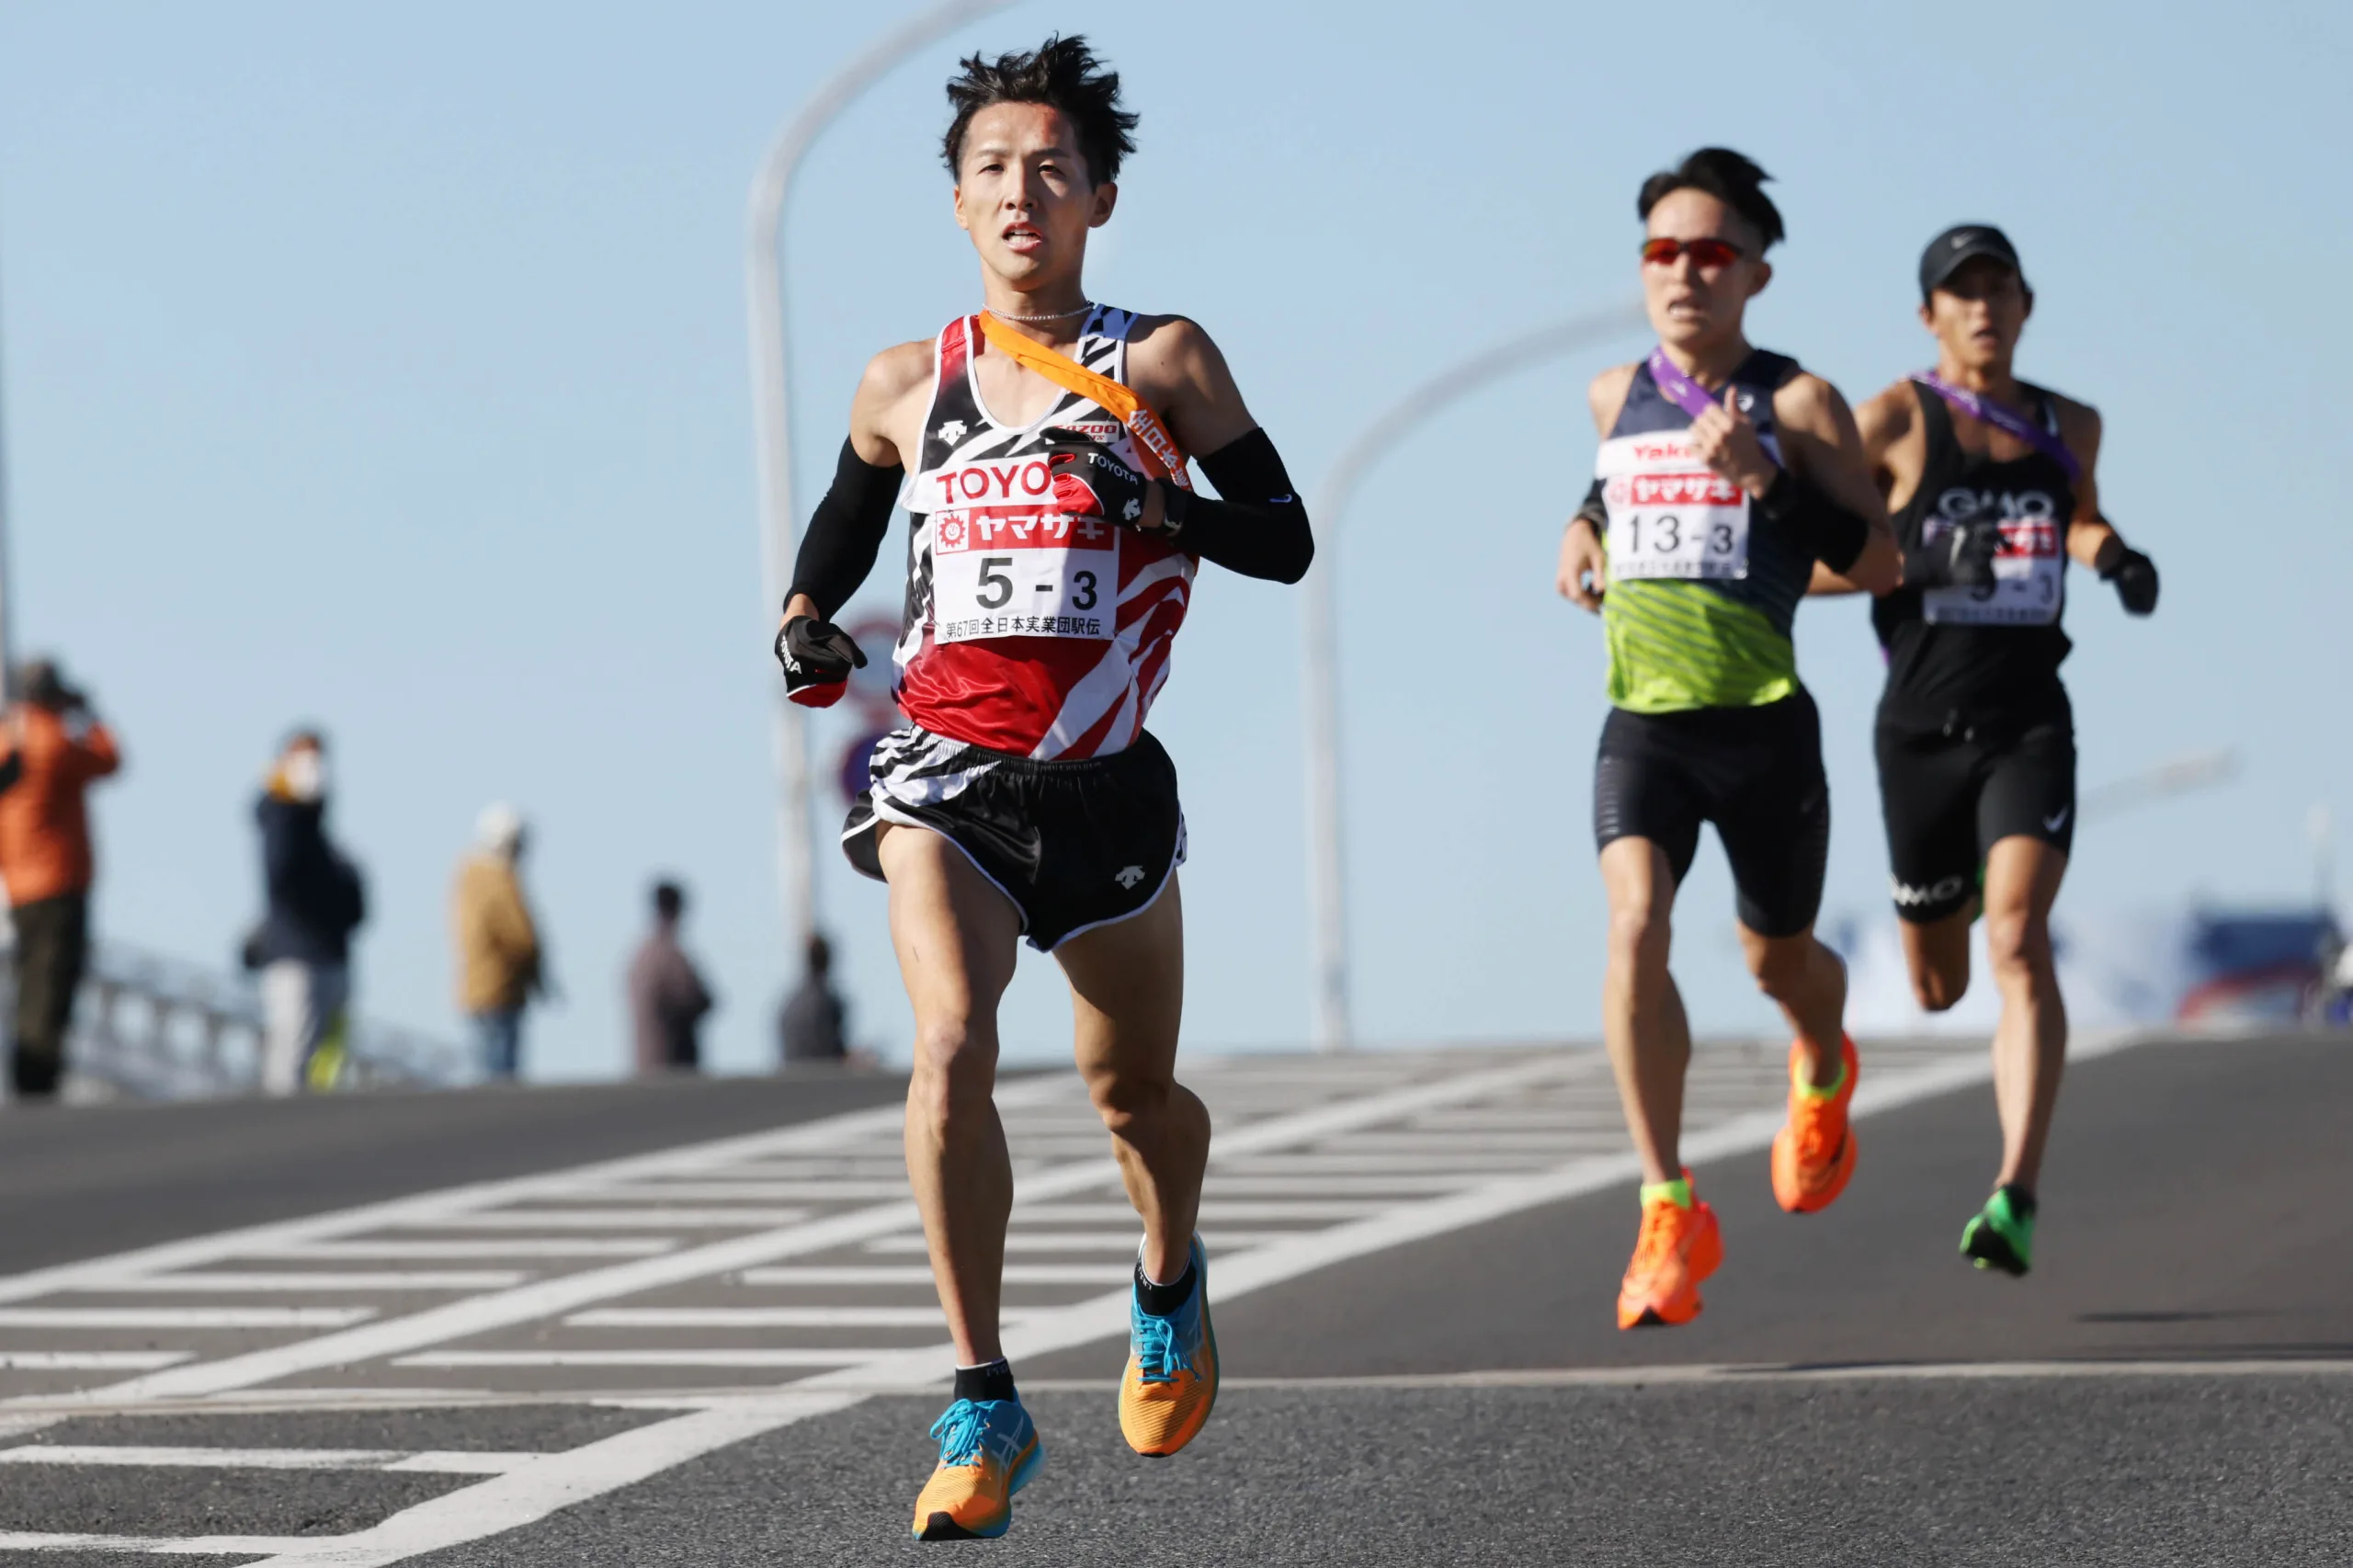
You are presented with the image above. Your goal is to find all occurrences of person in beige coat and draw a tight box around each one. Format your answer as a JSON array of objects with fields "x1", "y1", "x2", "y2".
[{"x1": 452, "y1": 802, "x2": 546, "y2": 1080}]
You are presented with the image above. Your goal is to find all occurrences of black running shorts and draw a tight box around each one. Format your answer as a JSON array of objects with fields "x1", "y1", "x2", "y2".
[
  {"x1": 843, "y1": 726, "x2": 1186, "y2": 951},
  {"x1": 1592, "y1": 690, "x2": 1830, "y2": 938},
  {"x1": 1875, "y1": 697, "x2": 2075, "y2": 925}
]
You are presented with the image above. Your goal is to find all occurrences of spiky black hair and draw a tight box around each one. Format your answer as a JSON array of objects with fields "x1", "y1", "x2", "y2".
[{"x1": 942, "y1": 34, "x2": 1139, "y2": 186}]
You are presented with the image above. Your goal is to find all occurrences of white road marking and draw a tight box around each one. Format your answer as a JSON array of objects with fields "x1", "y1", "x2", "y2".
[
  {"x1": 1013, "y1": 1199, "x2": 1389, "y2": 1221},
  {"x1": 0, "y1": 1352, "x2": 193, "y2": 1370},
  {"x1": 0, "y1": 1444, "x2": 543, "y2": 1473},
  {"x1": 1210, "y1": 1152, "x2": 1554, "y2": 1173},
  {"x1": 239, "y1": 1393, "x2": 864, "y2": 1568},
  {"x1": 860, "y1": 1230, "x2": 1309, "y2": 1255},
  {"x1": 9, "y1": 1057, "x2": 1564, "y2": 1407},
  {"x1": 88, "y1": 1272, "x2": 529, "y2": 1292},
  {"x1": 0, "y1": 1087, "x2": 979, "y2": 1308},
  {"x1": 392, "y1": 1349, "x2": 892, "y2": 1369},
  {"x1": 387, "y1": 1208, "x2": 813, "y2": 1230},
  {"x1": 1198, "y1": 1174, "x2": 1493, "y2": 1195},
  {"x1": 737, "y1": 1264, "x2": 1120, "y2": 1287},
  {"x1": 566, "y1": 1180, "x2": 913, "y2": 1201},
  {"x1": 0, "y1": 1307, "x2": 374, "y2": 1329},
  {"x1": 1181, "y1": 1359, "x2": 2353, "y2": 1389},
  {"x1": 0, "y1": 1531, "x2": 320, "y2": 1554},
  {"x1": 258, "y1": 1240, "x2": 675, "y2": 1260},
  {"x1": 565, "y1": 1306, "x2": 957, "y2": 1329}
]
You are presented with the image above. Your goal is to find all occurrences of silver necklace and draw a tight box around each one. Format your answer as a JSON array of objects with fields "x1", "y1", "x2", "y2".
[{"x1": 989, "y1": 301, "x2": 1092, "y2": 324}]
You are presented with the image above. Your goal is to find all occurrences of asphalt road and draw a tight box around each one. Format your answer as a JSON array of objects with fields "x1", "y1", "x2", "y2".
[
  {"x1": 0, "y1": 1031, "x2": 2347, "y2": 1565},
  {"x1": 0, "y1": 1068, "x2": 914, "y2": 1275}
]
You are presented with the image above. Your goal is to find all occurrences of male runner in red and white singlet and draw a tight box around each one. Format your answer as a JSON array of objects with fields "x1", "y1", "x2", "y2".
[{"x1": 771, "y1": 36, "x2": 1311, "y2": 1543}]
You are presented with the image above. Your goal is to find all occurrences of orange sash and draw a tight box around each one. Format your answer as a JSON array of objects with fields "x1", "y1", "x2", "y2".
[{"x1": 975, "y1": 312, "x2": 1194, "y2": 491}]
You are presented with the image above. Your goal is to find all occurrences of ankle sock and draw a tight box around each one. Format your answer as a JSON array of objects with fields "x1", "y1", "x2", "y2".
[
  {"x1": 1640, "y1": 1176, "x2": 1694, "y2": 1210},
  {"x1": 1133, "y1": 1256, "x2": 1198, "y2": 1316},
  {"x1": 951, "y1": 1358, "x2": 1017, "y2": 1404},
  {"x1": 1798, "y1": 1051, "x2": 1849, "y2": 1099},
  {"x1": 1995, "y1": 1183, "x2": 2038, "y2": 1219}
]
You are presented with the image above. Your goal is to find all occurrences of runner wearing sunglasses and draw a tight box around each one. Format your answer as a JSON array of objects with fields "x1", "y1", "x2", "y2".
[
  {"x1": 1556, "y1": 148, "x2": 1900, "y2": 1329},
  {"x1": 1854, "y1": 225, "x2": 2157, "y2": 1278},
  {"x1": 771, "y1": 36, "x2": 1312, "y2": 1541}
]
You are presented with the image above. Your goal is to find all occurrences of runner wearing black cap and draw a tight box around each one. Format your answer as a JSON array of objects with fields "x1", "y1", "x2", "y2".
[{"x1": 1855, "y1": 224, "x2": 2158, "y2": 1278}]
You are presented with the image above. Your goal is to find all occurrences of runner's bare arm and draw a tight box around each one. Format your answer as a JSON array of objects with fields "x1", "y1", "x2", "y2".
[
  {"x1": 782, "y1": 343, "x2": 932, "y2": 626},
  {"x1": 1125, "y1": 316, "x2": 1313, "y2": 584},
  {"x1": 2056, "y1": 401, "x2": 2120, "y2": 570},
  {"x1": 1557, "y1": 368, "x2": 1638, "y2": 613},
  {"x1": 1855, "y1": 381, "x2": 1922, "y2": 510},
  {"x1": 1128, "y1": 316, "x2": 1259, "y2": 460},
  {"x1": 1772, "y1": 373, "x2": 1900, "y2": 596}
]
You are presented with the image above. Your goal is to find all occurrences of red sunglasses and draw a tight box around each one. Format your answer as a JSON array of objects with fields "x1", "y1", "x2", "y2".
[{"x1": 1641, "y1": 236, "x2": 1745, "y2": 268}]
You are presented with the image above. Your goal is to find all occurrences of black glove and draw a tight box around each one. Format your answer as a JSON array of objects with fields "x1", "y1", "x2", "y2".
[
  {"x1": 2101, "y1": 546, "x2": 2159, "y2": 616},
  {"x1": 1046, "y1": 442, "x2": 1180, "y2": 535},
  {"x1": 1904, "y1": 517, "x2": 2003, "y2": 590},
  {"x1": 775, "y1": 616, "x2": 867, "y2": 708}
]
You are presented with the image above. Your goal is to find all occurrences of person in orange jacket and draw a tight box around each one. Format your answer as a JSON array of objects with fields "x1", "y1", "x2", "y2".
[{"x1": 0, "y1": 658, "x2": 122, "y2": 1098}]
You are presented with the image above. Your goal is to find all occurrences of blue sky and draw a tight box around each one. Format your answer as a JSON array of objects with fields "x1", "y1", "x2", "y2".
[{"x1": 2, "y1": 1, "x2": 2345, "y2": 1079}]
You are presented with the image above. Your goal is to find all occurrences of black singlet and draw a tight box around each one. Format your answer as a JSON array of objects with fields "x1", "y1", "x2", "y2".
[{"x1": 1871, "y1": 381, "x2": 2077, "y2": 726}]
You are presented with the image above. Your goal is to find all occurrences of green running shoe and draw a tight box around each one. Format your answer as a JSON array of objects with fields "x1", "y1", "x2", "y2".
[{"x1": 1961, "y1": 1187, "x2": 2035, "y2": 1277}]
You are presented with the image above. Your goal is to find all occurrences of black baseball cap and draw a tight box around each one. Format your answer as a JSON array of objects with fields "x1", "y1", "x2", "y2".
[{"x1": 1919, "y1": 223, "x2": 2025, "y2": 299}]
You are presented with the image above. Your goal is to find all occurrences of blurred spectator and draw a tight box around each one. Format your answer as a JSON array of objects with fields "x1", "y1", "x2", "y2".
[
  {"x1": 627, "y1": 879, "x2": 712, "y2": 1074},
  {"x1": 452, "y1": 802, "x2": 547, "y2": 1081},
  {"x1": 0, "y1": 659, "x2": 122, "y2": 1098},
  {"x1": 251, "y1": 730, "x2": 365, "y2": 1095},
  {"x1": 778, "y1": 934, "x2": 848, "y2": 1065}
]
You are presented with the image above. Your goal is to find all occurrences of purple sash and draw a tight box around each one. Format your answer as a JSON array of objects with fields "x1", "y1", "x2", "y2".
[
  {"x1": 1647, "y1": 347, "x2": 1724, "y2": 422},
  {"x1": 1646, "y1": 347, "x2": 1781, "y2": 467},
  {"x1": 1910, "y1": 371, "x2": 2080, "y2": 484}
]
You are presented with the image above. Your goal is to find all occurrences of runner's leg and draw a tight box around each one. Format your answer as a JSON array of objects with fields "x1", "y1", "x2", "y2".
[
  {"x1": 1600, "y1": 837, "x2": 1691, "y2": 1186},
  {"x1": 1738, "y1": 923, "x2": 1847, "y2": 1083},
  {"x1": 1054, "y1": 875, "x2": 1200, "y2": 1284},
  {"x1": 878, "y1": 823, "x2": 1024, "y2": 1366},
  {"x1": 1901, "y1": 907, "x2": 1975, "y2": 1013},
  {"x1": 1981, "y1": 835, "x2": 2069, "y2": 1190}
]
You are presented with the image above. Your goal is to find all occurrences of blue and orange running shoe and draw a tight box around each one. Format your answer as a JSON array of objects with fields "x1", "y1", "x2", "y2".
[
  {"x1": 911, "y1": 1396, "x2": 1041, "y2": 1541},
  {"x1": 1120, "y1": 1235, "x2": 1218, "y2": 1457}
]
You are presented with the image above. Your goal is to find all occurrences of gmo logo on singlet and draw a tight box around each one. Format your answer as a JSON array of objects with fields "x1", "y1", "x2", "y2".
[{"x1": 1936, "y1": 486, "x2": 2058, "y2": 523}]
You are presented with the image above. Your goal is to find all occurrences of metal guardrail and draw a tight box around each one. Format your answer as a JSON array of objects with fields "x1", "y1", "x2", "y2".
[{"x1": 4, "y1": 938, "x2": 467, "y2": 1101}]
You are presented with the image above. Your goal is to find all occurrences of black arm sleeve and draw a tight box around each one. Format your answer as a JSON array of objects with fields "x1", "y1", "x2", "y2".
[
  {"x1": 1572, "y1": 478, "x2": 1608, "y2": 531},
  {"x1": 1755, "y1": 467, "x2": 1870, "y2": 575},
  {"x1": 786, "y1": 438, "x2": 904, "y2": 619},
  {"x1": 1173, "y1": 429, "x2": 1314, "y2": 585}
]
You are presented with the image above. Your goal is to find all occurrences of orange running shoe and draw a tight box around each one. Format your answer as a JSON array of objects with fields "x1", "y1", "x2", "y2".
[
  {"x1": 1771, "y1": 1034, "x2": 1859, "y2": 1214},
  {"x1": 1120, "y1": 1235, "x2": 1218, "y2": 1457},
  {"x1": 1616, "y1": 1176, "x2": 1723, "y2": 1329}
]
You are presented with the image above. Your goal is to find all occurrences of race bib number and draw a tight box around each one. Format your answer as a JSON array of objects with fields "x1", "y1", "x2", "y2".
[
  {"x1": 1921, "y1": 501, "x2": 2063, "y2": 626},
  {"x1": 1596, "y1": 434, "x2": 1749, "y2": 581},
  {"x1": 931, "y1": 507, "x2": 1117, "y2": 643}
]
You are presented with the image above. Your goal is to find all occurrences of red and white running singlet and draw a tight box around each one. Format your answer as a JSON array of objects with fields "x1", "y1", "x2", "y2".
[{"x1": 894, "y1": 307, "x2": 1196, "y2": 759}]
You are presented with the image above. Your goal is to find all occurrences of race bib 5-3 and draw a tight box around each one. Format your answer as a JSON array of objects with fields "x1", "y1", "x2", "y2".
[{"x1": 931, "y1": 506, "x2": 1117, "y2": 643}]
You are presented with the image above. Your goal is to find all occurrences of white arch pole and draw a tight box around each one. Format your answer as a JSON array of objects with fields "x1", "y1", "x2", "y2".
[
  {"x1": 1302, "y1": 301, "x2": 1648, "y2": 1051},
  {"x1": 745, "y1": 0, "x2": 1022, "y2": 966}
]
